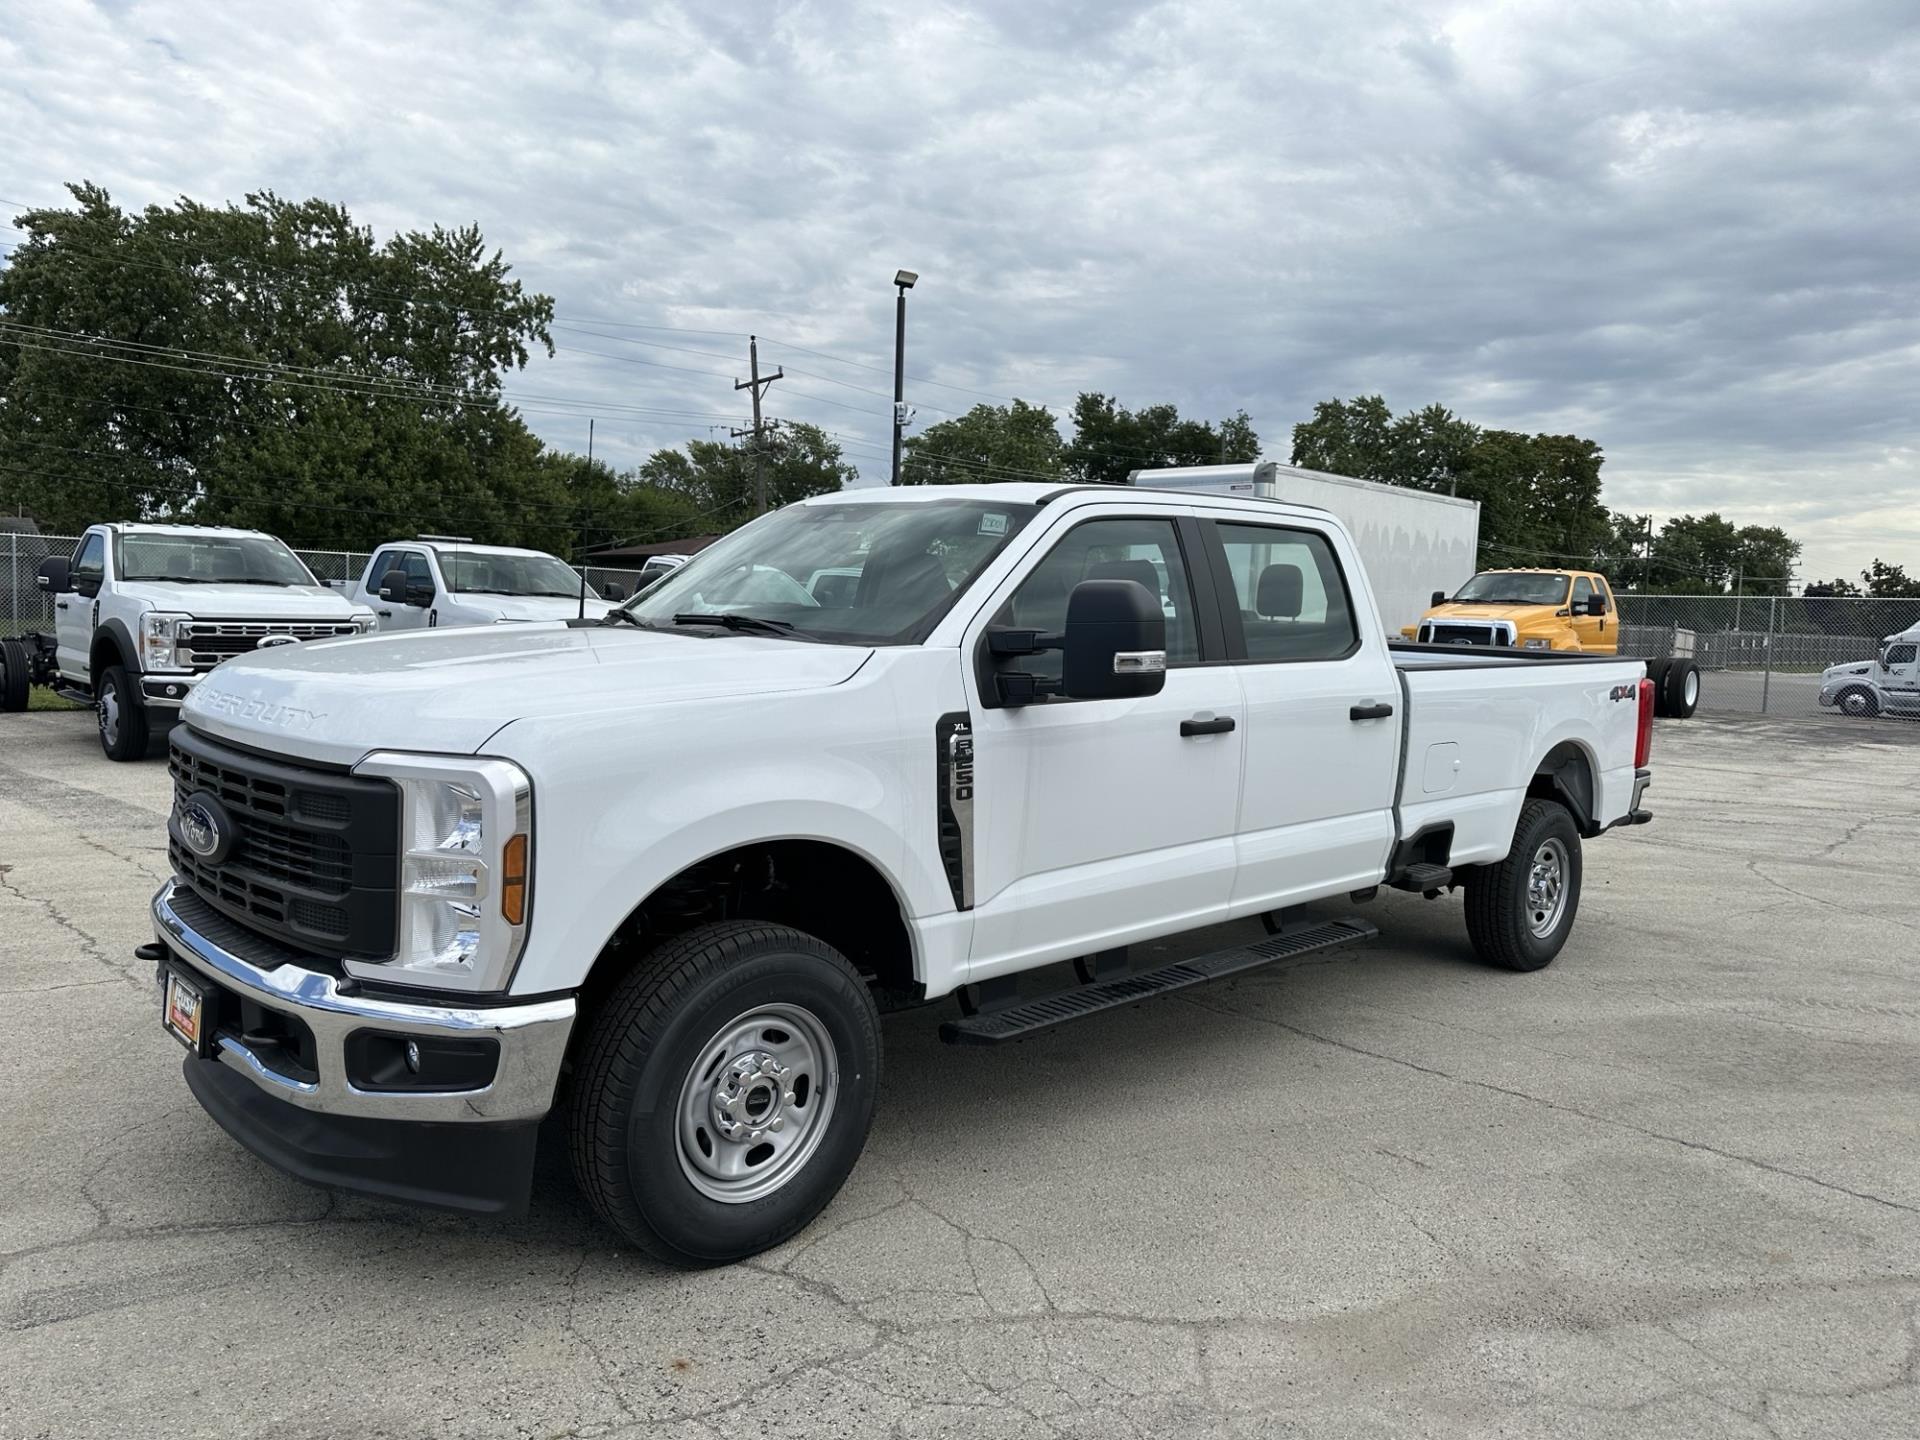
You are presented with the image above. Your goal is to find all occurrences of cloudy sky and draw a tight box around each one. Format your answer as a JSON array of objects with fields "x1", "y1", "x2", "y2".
[{"x1": 4, "y1": 0, "x2": 1916, "y2": 582}]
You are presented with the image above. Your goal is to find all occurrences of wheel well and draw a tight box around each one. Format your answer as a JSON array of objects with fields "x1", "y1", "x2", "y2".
[
  {"x1": 1529, "y1": 742, "x2": 1597, "y2": 836},
  {"x1": 89, "y1": 630, "x2": 129, "y2": 683},
  {"x1": 575, "y1": 840, "x2": 918, "y2": 1029}
]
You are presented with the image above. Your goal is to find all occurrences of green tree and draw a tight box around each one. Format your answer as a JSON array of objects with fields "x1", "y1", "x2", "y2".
[
  {"x1": 0, "y1": 183, "x2": 560, "y2": 550},
  {"x1": 1650, "y1": 513, "x2": 1799, "y2": 595},
  {"x1": 1290, "y1": 396, "x2": 1610, "y2": 572},
  {"x1": 900, "y1": 399, "x2": 1064, "y2": 485},
  {"x1": 1803, "y1": 576, "x2": 1862, "y2": 597},
  {"x1": 639, "y1": 420, "x2": 852, "y2": 530},
  {"x1": 1861, "y1": 558, "x2": 1920, "y2": 597},
  {"x1": 1062, "y1": 393, "x2": 1259, "y2": 485}
]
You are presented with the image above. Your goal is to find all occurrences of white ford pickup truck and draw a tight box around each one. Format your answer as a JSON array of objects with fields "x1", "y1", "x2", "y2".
[
  {"x1": 145, "y1": 483, "x2": 1654, "y2": 1265},
  {"x1": 340, "y1": 535, "x2": 619, "y2": 630}
]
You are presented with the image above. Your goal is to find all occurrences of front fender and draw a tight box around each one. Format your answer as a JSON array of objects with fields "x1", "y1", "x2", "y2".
[{"x1": 489, "y1": 684, "x2": 953, "y2": 996}]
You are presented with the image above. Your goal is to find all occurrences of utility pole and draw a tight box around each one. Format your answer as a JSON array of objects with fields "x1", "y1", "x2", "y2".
[{"x1": 734, "y1": 336, "x2": 782, "y2": 515}]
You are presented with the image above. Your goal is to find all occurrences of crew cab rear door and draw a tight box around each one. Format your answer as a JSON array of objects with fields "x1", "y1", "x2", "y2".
[
  {"x1": 1197, "y1": 515, "x2": 1401, "y2": 911},
  {"x1": 960, "y1": 505, "x2": 1244, "y2": 977}
]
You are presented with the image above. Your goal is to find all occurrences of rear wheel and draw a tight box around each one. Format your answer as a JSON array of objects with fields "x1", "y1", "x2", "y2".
[
  {"x1": 1464, "y1": 799, "x2": 1583, "y2": 972},
  {"x1": 96, "y1": 664, "x2": 149, "y2": 761},
  {"x1": 1837, "y1": 686, "x2": 1878, "y2": 718},
  {"x1": 569, "y1": 920, "x2": 881, "y2": 1266},
  {"x1": 1662, "y1": 659, "x2": 1701, "y2": 719},
  {"x1": 0, "y1": 639, "x2": 29, "y2": 711},
  {"x1": 1645, "y1": 657, "x2": 1673, "y2": 717}
]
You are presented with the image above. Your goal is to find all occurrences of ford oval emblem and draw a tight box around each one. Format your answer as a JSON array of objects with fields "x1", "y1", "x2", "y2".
[
  {"x1": 255, "y1": 634, "x2": 299, "y2": 649},
  {"x1": 175, "y1": 792, "x2": 236, "y2": 866}
]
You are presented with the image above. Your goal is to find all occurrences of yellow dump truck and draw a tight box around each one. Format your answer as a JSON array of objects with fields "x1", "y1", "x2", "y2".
[{"x1": 1404, "y1": 568, "x2": 1700, "y2": 716}]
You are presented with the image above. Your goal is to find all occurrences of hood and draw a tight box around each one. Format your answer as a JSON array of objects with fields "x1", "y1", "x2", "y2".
[
  {"x1": 1821, "y1": 661, "x2": 1873, "y2": 681},
  {"x1": 180, "y1": 622, "x2": 873, "y2": 765},
  {"x1": 449, "y1": 593, "x2": 616, "y2": 623},
  {"x1": 118, "y1": 581, "x2": 371, "y2": 621},
  {"x1": 1423, "y1": 601, "x2": 1560, "y2": 622}
]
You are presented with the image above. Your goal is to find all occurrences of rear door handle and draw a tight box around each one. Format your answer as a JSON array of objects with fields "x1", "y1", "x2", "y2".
[
  {"x1": 1349, "y1": 702, "x2": 1395, "y2": 721},
  {"x1": 1180, "y1": 715, "x2": 1236, "y2": 737}
]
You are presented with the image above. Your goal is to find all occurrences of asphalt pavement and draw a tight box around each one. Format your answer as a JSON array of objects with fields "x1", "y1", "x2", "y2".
[{"x1": 2, "y1": 709, "x2": 1916, "y2": 1439}]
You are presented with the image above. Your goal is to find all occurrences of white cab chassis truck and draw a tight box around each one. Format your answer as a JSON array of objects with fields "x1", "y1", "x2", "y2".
[
  {"x1": 1129, "y1": 461, "x2": 1482, "y2": 639},
  {"x1": 142, "y1": 484, "x2": 1655, "y2": 1265},
  {"x1": 4, "y1": 523, "x2": 375, "y2": 759},
  {"x1": 342, "y1": 536, "x2": 618, "y2": 630}
]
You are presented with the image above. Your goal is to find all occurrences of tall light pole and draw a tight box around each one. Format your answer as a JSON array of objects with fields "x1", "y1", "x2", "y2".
[{"x1": 891, "y1": 269, "x2": 917, "y2": 485}]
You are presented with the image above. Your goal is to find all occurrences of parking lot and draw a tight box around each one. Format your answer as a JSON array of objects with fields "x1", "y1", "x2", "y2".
[{"x1": 2, "y1": 710, "x2": 1916, "y2": 1439}]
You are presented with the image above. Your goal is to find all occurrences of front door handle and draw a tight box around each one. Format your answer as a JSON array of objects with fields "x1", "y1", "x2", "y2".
[
  {"x1": 55, "y1": 601, "x2": 69, "y2": 611},
  {"x1": 1349, "y1": 702, "x2": 1395, "y2": 721},
  {"x1": 1180, "y1": 715, "x2": 1236, "y2": 737},
  {"x1": 377, "y1": 609, "x2": 393, "y2": 618}
]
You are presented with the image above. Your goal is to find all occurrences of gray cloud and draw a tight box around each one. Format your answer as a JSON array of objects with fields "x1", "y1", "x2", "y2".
[{"x1": 3, "y1": 0, "x2": 1915, "y2": 581}]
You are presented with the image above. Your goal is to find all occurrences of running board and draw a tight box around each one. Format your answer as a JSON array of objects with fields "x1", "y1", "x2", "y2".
[{"x1": 938, "y1": 917, "x2": 1378, "y2": 1045}]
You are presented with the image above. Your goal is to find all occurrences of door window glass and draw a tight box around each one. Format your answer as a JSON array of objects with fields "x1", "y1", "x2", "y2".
[
  {"x1": 996, "y1": 517, "x2": 1198, "y2": 688},
  {"x1": 1886, "y1": 643, "x2": 1917, "y2": 667},
  {"x1": 1572, "y1": 576, "x2": 1595, "y2": 608},
  {"x1": 401, "y1": 552, "x2": 434, "y2": 589},
  {"x1": 1214, "y1": 523, "x2": 1358, "y2": 662},
  {"x1": 73, "y1": 533, "x2": 106, "y2": 581}
]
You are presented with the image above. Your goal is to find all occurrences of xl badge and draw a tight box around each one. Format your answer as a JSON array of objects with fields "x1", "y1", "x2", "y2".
[{"x1": 176, "y1": 791, "x2": 237, "y2": 866}]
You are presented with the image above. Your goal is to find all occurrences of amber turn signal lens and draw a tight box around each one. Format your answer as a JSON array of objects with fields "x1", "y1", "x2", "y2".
[{"x1": 501, "y1": 833, "x2": 528, "y2": 925}]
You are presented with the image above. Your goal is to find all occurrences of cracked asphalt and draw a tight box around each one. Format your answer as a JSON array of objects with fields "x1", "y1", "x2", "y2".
[{"x1": 2, "y1": 709, "x2": 1917, "y2": 1439}]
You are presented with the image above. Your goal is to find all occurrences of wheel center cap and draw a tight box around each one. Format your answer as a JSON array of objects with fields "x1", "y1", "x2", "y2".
[{"x1": 710, "y1": 1051, "x2": 795, "y2": 1143}]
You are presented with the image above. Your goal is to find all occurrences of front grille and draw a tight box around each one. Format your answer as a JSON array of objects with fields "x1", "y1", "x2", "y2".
[
  {"x1": 169, "y1": 726, "x2": 399, "y2": 959},
  {"x1": 1420, "y1": 621, "x2": 1512, "y2": 646},
  {"x1": 178, "y1": 620, "x2": 362, "y2": 671}
]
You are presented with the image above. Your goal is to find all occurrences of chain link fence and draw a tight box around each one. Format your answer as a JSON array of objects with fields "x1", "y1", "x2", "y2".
[
  {"x1": 10, "y1": 531, "x2": 1915, "y2": 725},
  {"x1": 4, "y1": 532, "x2": 651, "y2": 630},
  {"x1": 1618, "y1": 594, "x2": 1920, "y2": 722}
]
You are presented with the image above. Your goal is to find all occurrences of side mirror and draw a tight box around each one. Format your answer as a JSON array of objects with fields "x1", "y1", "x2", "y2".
[
  {"x1": 1582, "y1": 596, "x2": 1607, "y2": 616},
  {"x1": 36, "y1": 557, "x2": 71, "y2": 594},
  {"x1": 1061, "y1": 578, "x2": 1167, "y2": 700},
  {"x1": 602, "y1": 582, "x2": 625, "y2": 602},
  {"x1": 1430, "y1": 590, "x2": 1448, "y2": 607},
  {"x1": 378, "y1": 569, "x2": 410, "y2": 604}
]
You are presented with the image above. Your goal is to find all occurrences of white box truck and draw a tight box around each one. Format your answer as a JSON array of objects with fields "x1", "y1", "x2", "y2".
[{"x1": 1129, "y1": 462, "x2": 1481, "y2": 638}]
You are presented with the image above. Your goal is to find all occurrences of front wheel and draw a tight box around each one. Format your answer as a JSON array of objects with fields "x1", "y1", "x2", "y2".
[
  {"x1": 568, "y1": 921, "x2": 881, "y2": 1266},
  {"x1": 96, "y1": 664, "x2": 150, "y2": 761},
  {"x1": 1463, "y1": 799, "x2": 1583, "y2": 971},
  {"x1": 1838, "y1": 687, "x2": 1878, "y2": 718}
]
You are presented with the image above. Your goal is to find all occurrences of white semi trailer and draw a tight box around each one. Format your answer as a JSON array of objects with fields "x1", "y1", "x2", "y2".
[{"x1": 1129, "y1": 462, "x2": 1481, "y2": 638}]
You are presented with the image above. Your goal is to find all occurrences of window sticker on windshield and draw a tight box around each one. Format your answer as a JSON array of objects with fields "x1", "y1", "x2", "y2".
[{"x1": 978, "y1": 513, "x2": 1008, "y2": 537}]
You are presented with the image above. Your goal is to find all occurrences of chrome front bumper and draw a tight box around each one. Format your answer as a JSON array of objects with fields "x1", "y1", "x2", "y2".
[
  {"x1": 140, "y1": 670, "x2": 203, "y2": 708},
  {"x1": 151, "y1": 879, "x2": 575, "y2": 1123}
]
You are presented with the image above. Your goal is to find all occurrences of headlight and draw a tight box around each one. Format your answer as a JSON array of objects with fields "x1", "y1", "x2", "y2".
[
  {"x1": 347, "y1": 753, "x2": 532, "y2": 993},
  {"x1": 139, "y1": 612, "x2": 191, "y2": 670},
  {"x1": 1523, "y1": 637, "x2": 1552, "y2": 651},
  {"x1": 350, "y1": 614, "x2": 378, "y2": 634}
]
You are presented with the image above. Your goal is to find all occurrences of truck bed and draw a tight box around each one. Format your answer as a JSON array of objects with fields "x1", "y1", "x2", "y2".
[{"x1": 1392, "y1": 645, "x2": 1646, "y2": 870}]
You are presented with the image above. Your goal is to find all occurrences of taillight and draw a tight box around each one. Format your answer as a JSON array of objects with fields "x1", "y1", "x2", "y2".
[{"x1": 1635, "y1": 677, "x2": 1655, "y2": 768}]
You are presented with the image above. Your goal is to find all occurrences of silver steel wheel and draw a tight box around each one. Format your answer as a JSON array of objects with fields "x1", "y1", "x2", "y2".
[
  {"x1": 1525, "y1": 837, "x2": 1570, "y2": 939},
  {"x1": 1683, "y1": 669, "x2": 1700, "y2": 708},
  {"x1": 675, "y1": 1003, "x2": 838, "y2": 1205},
  {"x1": 98, "y1": 679, "x2": 120, "y2": 745},
  {"x1": 1841, "y1": 689, "x2": 1873, "y2": 717}
]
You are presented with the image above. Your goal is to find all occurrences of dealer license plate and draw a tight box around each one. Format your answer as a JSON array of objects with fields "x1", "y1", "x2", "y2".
[{"x1": 162, "y1": 967, "x2": 208, "y2": 1052}]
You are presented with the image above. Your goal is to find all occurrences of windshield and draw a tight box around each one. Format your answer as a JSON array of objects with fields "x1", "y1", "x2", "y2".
[
  {"x1": 435, "y1": 549, "x2": 596, "y2": 599},
  {"x1": 620, "y1": 498, "x2": 1036, "y2": 645},
  {"x1": 1452, "y1": 572, "x2": 1571, "y2": 606},
  {"x1": 117, "y1": 533, "x2": 318, "y2": 586}
]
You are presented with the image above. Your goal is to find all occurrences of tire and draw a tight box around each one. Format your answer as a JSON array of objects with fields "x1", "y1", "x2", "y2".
[
  {"x1": 0, "y1": 639, "x2": 29, "y2": 712},
  {"x1": 1837, "y1": 686, "x2": 1878, "y2": 719},
  {"x1": 568, "y1": 920, "x2": 881, "y2": 1267},
  {"x1": 1662, "y1": 659, "x2": 1701, "y2": 719},
  {"x1": 1464, "y1": 799, "x2": 1583, "y2": 972},
  {"x1": 95, "y1": 664, "x2": 150, "y2": 761},
  {"x1": 1645, "y1": 657, "x2": 1673, "y2": 717}
]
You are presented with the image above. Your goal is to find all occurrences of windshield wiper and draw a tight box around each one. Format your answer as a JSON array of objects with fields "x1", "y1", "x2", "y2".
[
  {"x1": 126, "y1": 575, "x2": 217, "y2": 584},
  {"x1": 672, "y1": 612, "x2": 796, "y2": 636},
  {"x1": 595, "y1": 609, "x2": 653, "y2": 629}
]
